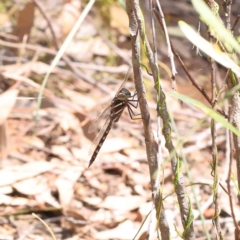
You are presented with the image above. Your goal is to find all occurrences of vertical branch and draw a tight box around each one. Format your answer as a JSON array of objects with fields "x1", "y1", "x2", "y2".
[
  {"x1": 205, "y1": 0, "x2": 240, "y2": 237},
  {"x1": 230, "y1": 92, "x2": 240, "y2": 201},
  {"x1": 126, "y1": 1, "x2": 170, "y2": 239},
  {"x1": 155, "y1": 0, "x2": 177, "y2": 89},
  {"x1": 127, "y1": 0, "x2": 195, "y2": 239},
  {"x1": 149, "y1": 0, "x2": 170, "y2": 238},
  {"x1": 222, "y1": 0, "x2": 232, "y2": 30},
  {"x1": 209, "y1": 34, "x2": 223, "y2": 238},
  {"x1": 222, "y1": 1, "x2": 240, "y2": 237},
  {"x1": 149, "y1": 0, "x2": 162, "y2": 199},
  {"x1": 227, "y1": 134, "x2": 240, "y2": 239},
  {"x1": 153, "y1": 8, "x2": 226, "y2": 117}
]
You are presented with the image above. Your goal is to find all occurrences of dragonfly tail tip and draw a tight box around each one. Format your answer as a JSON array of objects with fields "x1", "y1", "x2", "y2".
[{"x1": 88, "y1": 162, "x2": 92, "y2": 168}]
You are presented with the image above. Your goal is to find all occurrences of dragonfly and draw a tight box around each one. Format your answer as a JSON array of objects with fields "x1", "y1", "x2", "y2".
[{"x1": 88, "y1": 67, "x2": 141, "y2": 167}]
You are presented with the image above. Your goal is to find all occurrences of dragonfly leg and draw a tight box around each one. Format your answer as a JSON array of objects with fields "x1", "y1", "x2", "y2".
[
  {"x1": 128, "y1": 100, "x2": 138, "y2": 108},
  {"x1": 131, "y1": 91, "x2": 143, "y2": 101},
  {"x1": 129, "y1": 91, "x2": 142, "y2": 108},
  {"x1": 127, "y1": 105, "x2": 142, "y2": 120},
  {"x1": 131, "y1": 91, "x2": 138, "y2": 100}
]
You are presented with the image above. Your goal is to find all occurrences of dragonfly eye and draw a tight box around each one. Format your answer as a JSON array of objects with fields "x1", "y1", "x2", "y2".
[{"x1": 117, "y1": 88, "x2": 131, "y2": 100}]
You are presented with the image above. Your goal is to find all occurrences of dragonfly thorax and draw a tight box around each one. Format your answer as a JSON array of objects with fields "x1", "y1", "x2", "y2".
[{"x1": 117, "y1": 88, "x2": 131, "y2": 100}]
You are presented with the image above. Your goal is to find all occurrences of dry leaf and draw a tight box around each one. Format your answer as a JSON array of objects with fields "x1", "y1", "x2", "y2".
[
  {"x1": 55, "y1": 166, "x2": 83, "y2": 209},
  {"x1": 0, "y1": 194, "x2": 28, "y2": 205},
  {"x1": 35, "y1": 190, "x2": 61, "y2": 208},
  {"x1": 0, "y1": 123, "x2": 8, "y2": 162},
  {"x1": 71, "y1": 147, "x2": 88, "y2": 161},
  {"x1": 0, "y1": 161, "x2": 54, "y2": 187},
  {"x1": 0, "y1": 89, "x2": 19, "y2": 125},
  {"x1": 0, "y1": 62, "x2": 55, "y2": 76},
  {"x1": 94, "y1": 220, "x2": 140, "y2": 240},
  {"x1": 100, "y1": 195, "x2": 145, "y2": 211},
  {"x1": 0, "y1": 13, "x2": 9, "y2": 25},
  {"x1": 0, "y1": 186, "x2": 12, "y2": 194},
  {"x1": 66, "y1": 39, "x2": 95, "y2": 61},
  {"x1": 51, "y1": 145, "x2": 73, "y2": 161},
  {"x1": 82, "y1": 197, "x2": 102, "y2": 206},
  {"x1": 92, "y1": 37, "x2": 110, "y2": 56},
  {"x1": 22, "y1": 136, "x2": 45, "y2": 149},
  {"x1": 89, "y1": 208, "x2": 128, "y2": 226},
  {"x1": 58, "y1": 111, "x2": 81, "y2": 131},
  {"x1": 13, "y1": 2, "x2": 35, "y2": 40},
  {"x1": 110, "y1": 5, "x2": 129, "y2": 35},
  {"x1": 101, "y1": 137, "x2": 133, "y2": 153},
  {"x1": 59, "y1": 0, "x2": 81, "y2": 38},
  {"x1": 13, "y1": 177, "x2": 48, "y2": 195},
  {"x1": 87, "y1": 177, "x2": 108, "y2": 192},
  {"x1": 63, "y1": 89, "x2": 96, "y2": 108},
  {"x1": 0, "y1": 89, "x2": 19, "y2": 162},
  {"x1": 29, "y1": 61, "x2": 52, "y2": 75}
]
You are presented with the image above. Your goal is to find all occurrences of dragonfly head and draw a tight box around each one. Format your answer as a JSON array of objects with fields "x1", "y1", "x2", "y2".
[{"x1": 117, "y1": 88, "x2": 131, "y2": 100}]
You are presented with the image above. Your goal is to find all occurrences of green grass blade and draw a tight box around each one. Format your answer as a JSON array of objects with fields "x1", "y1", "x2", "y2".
[
  {"x1": 35, "y1": 0, "x2": 96, "y2": 124},
  {"x1": 191, "y1": 0, "x2": 240, "y2": 54},
  {"x1": 178, "y1": 21, "x2": 240, "y2": 77},
  {"x1": 168, "y1": 91, "x2": 240, "y2": 136}
]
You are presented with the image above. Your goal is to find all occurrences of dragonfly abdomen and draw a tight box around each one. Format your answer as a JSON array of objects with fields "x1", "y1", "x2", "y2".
[
  {"x1": 88, "y1": 79, "x2": 137, "y2": 167},
  {"x1": 88, "y1": 121, "x2": 113, "y2": 167}
]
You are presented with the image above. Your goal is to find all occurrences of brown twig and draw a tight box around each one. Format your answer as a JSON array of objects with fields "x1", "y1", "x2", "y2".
[
  {"x1": 223, "y1": 0, "x2": 240, "y2": 208},
  {"x1": 0, "y1": 39, "x2": 56, "y2": 55},
  {"x1": 127, "y1": 0, "x2": 196, "y2": 239},
  {"x1": 231, "y1": 15, "x2": 240, "y2": 31},
  {"x1": 227, "y1": 135, "x2": 240, "y2": 238},
  {"x1": 222, "y1": 1, "x2": 240, "y2": 237},
  {"x1": 32, "y1": 0, "x2": 59, "y2": 50},
  {"x1": 0, "y1": 32, "x2": 19, "y2": 41},
  {"x1": 13, "y1": 0, "x2": 112, "y2": 95},
  {"x1": 153, "y1": 9, "x2": 227, "y2": 118},
  {"x1": 222, "y1": 0, "x2": 232, "y2": 31},
  {"x1": 154, "y1": 0, "x2": 177, "y2": 90},
  {"x1": 126, "y1": 1, "x2": 171, "y2": 239},
  {"x1": 149, "y1": 0, "x2": 171, "y2": 238},
  {"x1": 209, "y1": 34, "x2": 223, "y2": 239}
]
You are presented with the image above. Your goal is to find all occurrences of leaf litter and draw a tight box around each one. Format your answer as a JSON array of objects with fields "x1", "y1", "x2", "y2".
[{"x1": 0, "y1": 0, "x2": 238, "y2": 239}]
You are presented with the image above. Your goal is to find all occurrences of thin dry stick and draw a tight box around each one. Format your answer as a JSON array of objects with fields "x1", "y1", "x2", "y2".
[
  {"x1": 0, "y1": 39, "x2": 110, "y2": 92},
  {"x1": 0, "y1": 39, "x2": 56, "y2": 55},
  {"x1": 137, "y1": 1, "x2": 195, "y2": 239},
  {"x1": 0, "y1": 32, "x2": 19, "y2": 41},
  {"x1": 126, "y1": 1, "x2": 170, "y2": 239},
  {"x1": 150, "y1": 0, "x2": 170, "y2": 238},
  {"x1": 208, "y1": 0, "x2": 240, "y2": 209},
  {"x1": 206, "y1": 0, "x2": 240, "y2": 237},
  {"x1": 0, "y1": 11, "x2": 111, "y2": 96},
  {"x1": 231, "y1": 15, "x2": 240, "y2": 31},
  {"x1": 153, "y1": 9, "x2": 227, "y2": 118},
  {"x1": 33, "y1": 0, "x2": 59, "y2": 50},
  {"x1": 33, "y1": 0, "x2": 113, "y2": 94},
  {"x1": 127, "y1": 0, "x2": 195, "y2": 239},
  {"x1": 209, "y1": 34, "x2": 223, "y2": 239},
  {"x1": 149, "y1": 0, "x2": 162, "y2": 204},
  {"x1": 142, "y1": 4, "x2": 196, "y2": 240},
  {"x1": 229, "y1": 89, "x2": 240, "y2": 198},
  {"x1": 222, "y1": 0, "x2": 232, "y2": 30},
  {"x1": 154, "y1": 0, "x2": 177, "y2": 89},
  {"x1": 227, "y1": 135, "x2": 240, "y2": 239},
  {"x1": 222, "y1": 0, "x2": 240, "y2": 237}
]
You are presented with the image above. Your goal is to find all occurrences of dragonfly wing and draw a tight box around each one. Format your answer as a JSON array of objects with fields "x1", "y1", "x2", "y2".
[
  {"x1": 88, "y1": 66, "x2": 132, "y2": 134},
  {"x1": 88, "y1": 106, "x2": 111, "y2": 134},
  {"x1": 116, "y1": 66, "x2": 132, "y2": 96},
  {"x1": 89, "y1": 116, "x2": 111, "y2": 156}
]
